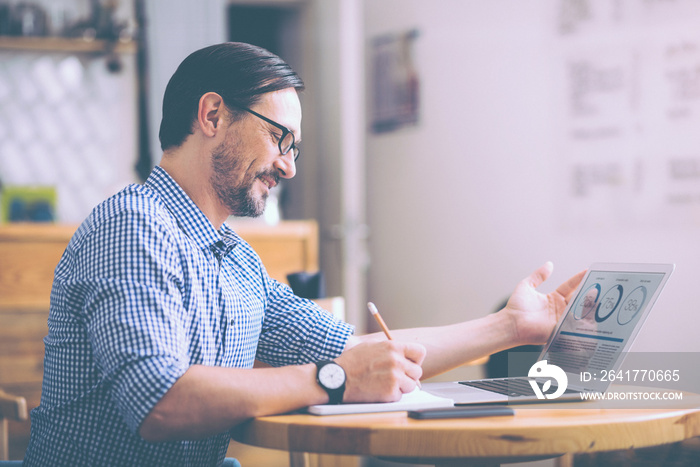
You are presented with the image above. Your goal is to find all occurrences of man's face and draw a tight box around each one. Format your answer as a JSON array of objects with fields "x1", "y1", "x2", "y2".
[{"x1": 209, "y1": 88, "x2": 301, "y2": 217}]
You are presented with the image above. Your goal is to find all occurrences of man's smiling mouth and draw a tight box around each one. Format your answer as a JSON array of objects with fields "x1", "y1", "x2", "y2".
[{"x1": 258, "y1": 174, "x2": 278, "y2": 189}]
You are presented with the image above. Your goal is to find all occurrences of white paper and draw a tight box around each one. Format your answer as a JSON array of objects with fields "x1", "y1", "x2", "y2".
[{"x1": 307, "y1": 388, "x2": 454, "y2": 416}]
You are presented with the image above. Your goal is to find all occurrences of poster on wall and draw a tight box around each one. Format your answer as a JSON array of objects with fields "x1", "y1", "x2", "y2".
[
  {"x1": 370, "y1": 28, "x2": 420, "y2": 134},
  {"x1": 555, "y1": 0, "x2": 700, "y2": 229}
]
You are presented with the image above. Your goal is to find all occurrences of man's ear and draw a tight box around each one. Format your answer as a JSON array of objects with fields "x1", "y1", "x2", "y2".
[{"x1": 197, "y1": 92, "x2": 225, "y2": 137}]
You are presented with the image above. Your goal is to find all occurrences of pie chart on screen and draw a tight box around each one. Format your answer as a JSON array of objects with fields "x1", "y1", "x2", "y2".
[
  {"x1": 595, "y1": 284, "x2": 623, "y2": 323},
  {"x1": 573, "y1": 283, "x2": 601, "y2": 320},
  {"x1": 617, "y1": 286, "x2": 647, "y2": 325}
]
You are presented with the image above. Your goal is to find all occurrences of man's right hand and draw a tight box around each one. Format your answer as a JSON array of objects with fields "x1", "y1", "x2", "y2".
[{"x1": 335, "y1": 340, "x2": 426, "y2": 403}]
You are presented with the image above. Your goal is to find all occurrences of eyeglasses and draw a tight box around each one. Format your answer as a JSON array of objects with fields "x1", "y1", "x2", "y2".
[{"x1": 237, "y1": 106, "x2": 300, "y2": 161}]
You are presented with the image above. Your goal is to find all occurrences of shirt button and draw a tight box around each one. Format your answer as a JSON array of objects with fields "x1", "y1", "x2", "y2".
[{"x1": 230, "y1": 318, "x2": 235, "y2": 326}]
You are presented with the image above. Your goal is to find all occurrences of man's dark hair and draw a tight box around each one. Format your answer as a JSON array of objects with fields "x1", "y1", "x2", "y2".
[{"x1": 159, "y1": 42, "x2": 305, "y2": 151}]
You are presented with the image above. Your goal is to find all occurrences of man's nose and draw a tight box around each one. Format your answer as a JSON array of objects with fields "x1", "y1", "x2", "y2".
[{"x1": 274, "y1": 152, "x2": 296, "y2": 179}]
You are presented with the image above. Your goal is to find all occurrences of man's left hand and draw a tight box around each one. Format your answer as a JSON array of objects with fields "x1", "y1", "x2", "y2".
[{"x1": 501, "y1": 262, "x2": 585, "y2": 346}]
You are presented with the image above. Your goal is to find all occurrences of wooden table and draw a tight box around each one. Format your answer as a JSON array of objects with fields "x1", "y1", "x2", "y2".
[{"x1": 232, "y1": 399, "x2": 700, "y2": 467}]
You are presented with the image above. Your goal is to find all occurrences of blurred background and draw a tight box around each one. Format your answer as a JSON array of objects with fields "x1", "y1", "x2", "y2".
[
  {"x1": 2, "y1": 1, "x2": 700, "y2": 466},
  {"x1": 1, "y1": 0, "x2": 699, "y2": 375}
]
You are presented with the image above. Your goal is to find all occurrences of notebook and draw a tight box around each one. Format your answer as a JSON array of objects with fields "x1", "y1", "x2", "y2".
[
  {"x1": 423, "y1": 262, "x2": 675, "y2": 405},
  {"x1": 308, "y1": 387, "x2": 453, "y2": 415}
]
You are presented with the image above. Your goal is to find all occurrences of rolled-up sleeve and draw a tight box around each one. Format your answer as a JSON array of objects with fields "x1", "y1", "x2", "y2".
[
  {"x1": 67, "y1": 210, "x2": 190, "y2": 433},
  {"x1": 256, "y1": 277, "x2": 354, "y2": 367}
]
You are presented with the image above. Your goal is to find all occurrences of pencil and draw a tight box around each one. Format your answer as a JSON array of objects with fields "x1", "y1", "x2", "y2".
[
  {"x1": 367, "y1": 302, "x2": 393, "y2": 340},
  {"x1": 367, "y1": 302, "x2": 421, "y2": 388}
]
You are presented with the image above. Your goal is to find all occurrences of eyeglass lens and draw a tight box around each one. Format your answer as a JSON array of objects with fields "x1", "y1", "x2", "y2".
[{"x1": 280, "y1": 132, "x2": 299, "y2": 161}]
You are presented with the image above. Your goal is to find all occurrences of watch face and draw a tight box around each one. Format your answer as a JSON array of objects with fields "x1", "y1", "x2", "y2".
[{"x1": 319, "y1": 363, "x2": 345, "y2": 389}]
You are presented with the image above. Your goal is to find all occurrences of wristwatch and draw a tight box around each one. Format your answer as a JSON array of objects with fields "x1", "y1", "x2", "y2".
[{"x1": 315, "y1": 360, "x2": 346, "y2": 404}]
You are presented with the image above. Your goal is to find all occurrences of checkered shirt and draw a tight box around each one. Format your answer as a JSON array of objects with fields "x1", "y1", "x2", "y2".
[{"x1": 23, "y1": 166, "x2": 354, "y2": 466}]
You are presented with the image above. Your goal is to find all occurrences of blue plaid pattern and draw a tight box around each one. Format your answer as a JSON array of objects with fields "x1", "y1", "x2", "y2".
[{"x1": 24, "y1": 166, "x2": 354, "y2": 466}]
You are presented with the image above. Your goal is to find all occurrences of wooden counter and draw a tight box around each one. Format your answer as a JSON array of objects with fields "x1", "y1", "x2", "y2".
[{"x1": 0, "y1": 220, "x2": 319, "y2": 459}]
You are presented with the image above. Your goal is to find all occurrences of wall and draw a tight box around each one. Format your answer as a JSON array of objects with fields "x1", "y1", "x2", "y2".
[
  {"x1": 0, "y1": 0, "x2": 226, "y2": 224},
  {"x1": 304, "y1": 0, "x2": 369, "y2": 328},
  {"x1": 0, "y1": 2, "x2": 138, "y2": 224},
  {"x1": 144, "y1": 0, "x2": 227, "y2": 166},
  {"x1": 364, "y1": 0, "x2": 700, "y2": 355}
]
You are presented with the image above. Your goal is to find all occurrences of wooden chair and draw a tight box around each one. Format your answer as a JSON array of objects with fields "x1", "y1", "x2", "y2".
[{"x1": 0, "y1": 389, "x2": 27, "y2": 461}]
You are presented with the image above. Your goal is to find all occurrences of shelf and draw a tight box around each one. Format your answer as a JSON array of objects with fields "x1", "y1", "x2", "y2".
[{"x1": 0, "y1": 36, "x2": 136, "y2": 54}]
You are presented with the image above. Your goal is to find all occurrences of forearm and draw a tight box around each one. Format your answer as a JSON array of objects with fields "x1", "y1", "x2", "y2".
[
  {"x1": 352, "y1": 311, "x2": 517, "y2": 379},
  {"x1": 139, "y1": 363, "x2": 326, "y2": 442},
  {"x1": 350, "y1": 264, "x2": 585, "y2": 379}
]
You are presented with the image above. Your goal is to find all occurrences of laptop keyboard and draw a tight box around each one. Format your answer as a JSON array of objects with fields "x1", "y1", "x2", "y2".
[{"x1": 459, "y1": 377, "x2": 576, "y2": 397}]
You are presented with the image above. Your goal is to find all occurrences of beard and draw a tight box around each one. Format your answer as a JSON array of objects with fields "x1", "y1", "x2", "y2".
[{"x1": 210, "y1": 140, "x2": 279, "y2": 218}]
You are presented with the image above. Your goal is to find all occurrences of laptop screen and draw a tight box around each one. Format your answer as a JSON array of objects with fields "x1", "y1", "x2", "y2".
[{"x1": 541, "y1": 265, "x2": 671, "y2": 391}]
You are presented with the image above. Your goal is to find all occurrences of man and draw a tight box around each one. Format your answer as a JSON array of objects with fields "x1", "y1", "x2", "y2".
[{"x1": 24, "y1": 42, "x2": 583, "y2": 466}]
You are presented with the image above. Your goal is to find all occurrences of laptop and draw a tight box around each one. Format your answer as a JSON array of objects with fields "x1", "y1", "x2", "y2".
[{"x1": 423, "y1": 262, "x2": 675, "y2": 405}]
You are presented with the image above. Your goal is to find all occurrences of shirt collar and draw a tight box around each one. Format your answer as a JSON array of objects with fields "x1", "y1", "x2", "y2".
[{"x1": 145, "y1": 166, "x2": 239, "y2": 255}]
